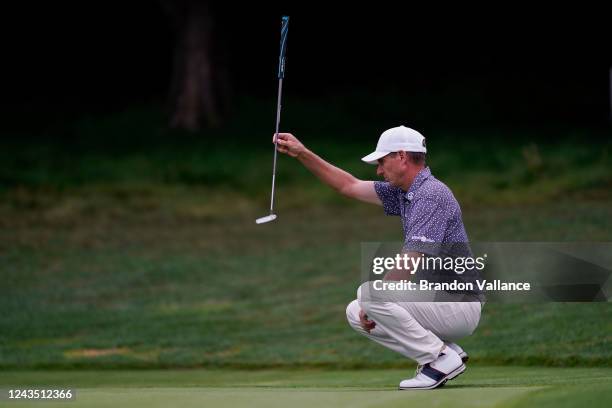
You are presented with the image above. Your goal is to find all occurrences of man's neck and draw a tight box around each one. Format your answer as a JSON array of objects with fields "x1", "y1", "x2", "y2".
[{"x1": 399, "y1": 165, "x2": 425, "y2": 191}]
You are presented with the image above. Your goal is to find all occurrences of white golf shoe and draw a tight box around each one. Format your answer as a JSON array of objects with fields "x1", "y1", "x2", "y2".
[
  {"x1": 445, "y1": 342, "x2": 469, "y2": 363},
  {"x1": 414, "y1": 343, "x2": 469, "y2": 378},
  {"x1": 399, "y1": 347, "x2": 465, "y2": 390}
]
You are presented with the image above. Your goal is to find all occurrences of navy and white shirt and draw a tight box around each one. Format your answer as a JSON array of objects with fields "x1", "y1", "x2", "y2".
[{"x1": 374, "y1": 167, "x2": 470, "y2": 257}]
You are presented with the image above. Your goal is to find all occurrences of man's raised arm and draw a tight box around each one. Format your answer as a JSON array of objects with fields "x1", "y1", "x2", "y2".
[{"x1": 274, "y1": 133, "x2": 381, "y2": 205}]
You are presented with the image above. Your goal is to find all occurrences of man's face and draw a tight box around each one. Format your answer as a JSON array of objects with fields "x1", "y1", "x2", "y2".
[{"x1": 376, "y1": 152, "x2": 403, "y2": 186}]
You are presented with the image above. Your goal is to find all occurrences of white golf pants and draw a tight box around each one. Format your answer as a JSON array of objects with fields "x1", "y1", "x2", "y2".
[{"x1": 346, "y1": 283, "x2": 481, "y2": 365}]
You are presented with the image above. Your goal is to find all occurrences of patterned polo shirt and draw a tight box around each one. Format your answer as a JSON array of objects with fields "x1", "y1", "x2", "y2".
[{"x1": 374, "y1": 167, "x2": 470, "y2": 257}]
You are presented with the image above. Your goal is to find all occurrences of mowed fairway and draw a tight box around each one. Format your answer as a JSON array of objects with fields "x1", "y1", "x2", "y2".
[{"x1": 1, "y1": 366, "x2": 611, "y2": 408}]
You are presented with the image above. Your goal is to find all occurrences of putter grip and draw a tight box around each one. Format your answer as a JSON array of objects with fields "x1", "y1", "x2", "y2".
[{"x1": 278, "y1": 16, "x2": 289, "y2": 79}]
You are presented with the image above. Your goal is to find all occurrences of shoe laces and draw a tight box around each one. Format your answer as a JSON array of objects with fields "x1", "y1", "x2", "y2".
[{"x1": 415, "y1": 350, "x2": 446, "y2": 376}]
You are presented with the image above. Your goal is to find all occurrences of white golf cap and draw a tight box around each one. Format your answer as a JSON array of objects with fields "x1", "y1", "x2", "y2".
[{"x1": 361, "y1": 126, "x2": 427, "y2": 165}]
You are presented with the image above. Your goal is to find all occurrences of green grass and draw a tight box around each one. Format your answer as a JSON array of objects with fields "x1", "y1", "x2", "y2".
[
  {"x1": 1, "y1": 192, "x2": 611, "y2": 369},
  {"x1": 1, "y1": 111, "x2": 611, "y2": 370},
  {"x1": 1, "y1": 366, "x2": 611, "y2": 407}
]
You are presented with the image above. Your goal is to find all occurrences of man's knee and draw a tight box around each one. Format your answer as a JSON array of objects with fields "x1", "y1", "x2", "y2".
[
  {"x1": 345, "y1": 299, "x2": 361, "y2": 327},
  {"x1": 356, "y1": 281, "x2": 372, "y2": 304}
]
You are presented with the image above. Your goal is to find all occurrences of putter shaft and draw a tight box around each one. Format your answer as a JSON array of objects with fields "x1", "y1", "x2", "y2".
[{"x1": 269, "y1": 77, "x2": 283, "y2": 214}]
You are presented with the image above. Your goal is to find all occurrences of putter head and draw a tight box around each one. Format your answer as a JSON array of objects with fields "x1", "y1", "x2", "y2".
[{"x1": 255, "y1": 214, "x2": 277, "y2": 224}]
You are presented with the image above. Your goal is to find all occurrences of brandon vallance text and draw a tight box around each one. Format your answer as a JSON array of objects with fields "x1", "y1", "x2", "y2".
[{"x1": 373, "y1": 280, "x2": 531, "y2": 291}]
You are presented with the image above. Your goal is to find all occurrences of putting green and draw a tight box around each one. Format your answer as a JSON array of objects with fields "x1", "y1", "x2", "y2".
[{"x1": 1, "y1": 366, "x2": 610, "y2": 408}]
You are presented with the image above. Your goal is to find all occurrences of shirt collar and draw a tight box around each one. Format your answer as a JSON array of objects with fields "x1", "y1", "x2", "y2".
[{"x1": 404, "y1": 167, "x2": 431, "y2": 201}]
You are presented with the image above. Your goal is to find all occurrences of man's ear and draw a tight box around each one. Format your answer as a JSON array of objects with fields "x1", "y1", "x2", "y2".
[{"x1": 397, "y1": 150, "x2": 407, "y2": 162}]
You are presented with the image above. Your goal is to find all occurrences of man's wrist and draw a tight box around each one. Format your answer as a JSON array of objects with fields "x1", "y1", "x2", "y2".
[{"x1": 296, "y1": 147, "x2": 310, "y2": 161}]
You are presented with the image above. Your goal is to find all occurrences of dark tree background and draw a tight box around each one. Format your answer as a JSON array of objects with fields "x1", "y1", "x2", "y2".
[
  {"x1": 162, "y1": 0, "x2": 230, "y2": 130},
  {"x1": 2, "y1": 2, "x2": 611, "y2": 134}
]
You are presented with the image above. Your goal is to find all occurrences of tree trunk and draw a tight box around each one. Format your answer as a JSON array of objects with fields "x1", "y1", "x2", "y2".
[{"x1": 163, "y1": 0, "x2": 229, "y2": 130}]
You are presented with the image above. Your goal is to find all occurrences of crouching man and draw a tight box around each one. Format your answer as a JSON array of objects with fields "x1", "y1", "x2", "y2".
[{"x1": 275, "y1": 126, "x2": 482, "y2": 389}]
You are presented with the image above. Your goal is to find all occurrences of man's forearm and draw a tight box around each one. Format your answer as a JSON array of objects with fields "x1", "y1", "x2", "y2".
[
  {"x1": 297, "y1": 148, "x2": 357, "y2": 193},
  {"x1": 274, "y1": 132, "x2": 379, "y2": 204}
]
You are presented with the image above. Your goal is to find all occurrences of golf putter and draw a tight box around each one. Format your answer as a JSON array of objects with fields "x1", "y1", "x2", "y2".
[{"x1": 256, "y1": 16, "x2": 289, "y2": 225}]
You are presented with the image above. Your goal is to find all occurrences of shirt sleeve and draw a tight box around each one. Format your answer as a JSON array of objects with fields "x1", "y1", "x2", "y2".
[
  {"x1": 403, "y1": 198, "x2": 449, "y2": 255},
  {"x1": 374, "y1": 181, "x2": 401, "y2": 216}
]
